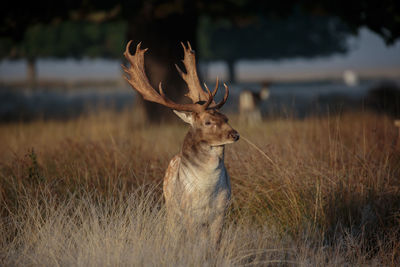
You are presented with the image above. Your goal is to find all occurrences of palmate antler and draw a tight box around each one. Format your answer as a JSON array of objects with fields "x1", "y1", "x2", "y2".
[{"x1": 122, "y1": 41, "x2": 229, "y2": 113}]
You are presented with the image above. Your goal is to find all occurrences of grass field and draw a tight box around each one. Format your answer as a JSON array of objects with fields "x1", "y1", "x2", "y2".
[{"x1": 1, "y1": 108, "x2": 399, "y2": 266}]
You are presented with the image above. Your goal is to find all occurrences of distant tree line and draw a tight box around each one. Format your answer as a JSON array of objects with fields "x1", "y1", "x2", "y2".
[
  {"x1": 198, "y1": 8, "x2": 351, "y2": 82},
  {"x1": 1, "y1": 12, "x2": 353, "y2": 85},
  {"x1": 0, "y1": 21, "x2": 126, "y2": 86},
  {"x1": 1, "y1": 0, "x2": 399, "y2": 121}
]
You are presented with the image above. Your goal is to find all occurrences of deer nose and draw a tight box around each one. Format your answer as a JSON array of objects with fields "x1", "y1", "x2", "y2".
[{"x1": 229, "y1": 130, "x2": 240, "y2": 141}]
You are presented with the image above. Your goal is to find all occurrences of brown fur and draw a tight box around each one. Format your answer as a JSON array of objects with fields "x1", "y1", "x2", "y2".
[
  {"x1": 122, "y1": 41, "x2": 238, "y2": 246},
  {"x1": 163, "y1": 109, "x2": 239, "y2": 246}
]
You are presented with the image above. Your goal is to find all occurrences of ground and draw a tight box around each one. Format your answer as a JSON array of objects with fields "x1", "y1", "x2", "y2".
[{"x1": 0, "y1": 108, "x2": 399, "y2": 266}]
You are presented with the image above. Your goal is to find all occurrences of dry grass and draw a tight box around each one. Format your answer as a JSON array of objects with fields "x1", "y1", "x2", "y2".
[{"x1": 1, "y1": 108, "x2": 399, "y2": 266}]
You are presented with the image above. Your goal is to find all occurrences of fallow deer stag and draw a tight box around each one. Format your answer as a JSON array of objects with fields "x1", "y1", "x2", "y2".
[{"x1": 122, "y1": 41, "x2": 239, "y2": 245}]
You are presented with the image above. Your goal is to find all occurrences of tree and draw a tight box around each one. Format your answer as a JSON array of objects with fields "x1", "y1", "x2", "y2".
[
  {"x1": 1, "y1": 0, "x2": 399, "y2": 121},
  {"x1": 0, "y1": 21, "x2": 126, "y2": 87},
  {"x1": 1, "y1": 1, "x2": 200, "y2": 121},
  {"x1": 122, "y1": 1, "x2": 199, "y2": 122},
  {"x1": 198, "y1": 10, "x2": 351, "y2": 82}
]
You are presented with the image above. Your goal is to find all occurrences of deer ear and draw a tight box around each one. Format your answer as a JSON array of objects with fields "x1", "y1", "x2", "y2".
[{"x1": 173, "y1": 110, "x2": 194, "y2": 125}]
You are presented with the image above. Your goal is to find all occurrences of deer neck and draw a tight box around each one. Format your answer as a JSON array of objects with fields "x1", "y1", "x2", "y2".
[{"x1": 179, "y1": 129, "x2": 226, "y2": 188}]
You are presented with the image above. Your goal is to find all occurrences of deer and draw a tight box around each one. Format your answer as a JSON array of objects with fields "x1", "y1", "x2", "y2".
[
  {"x1": 122, "y1": 41, "x2": 239, "y2": 246},
  {"x1": 239, "y1": 82, "x2": 270, "y2": 125}
]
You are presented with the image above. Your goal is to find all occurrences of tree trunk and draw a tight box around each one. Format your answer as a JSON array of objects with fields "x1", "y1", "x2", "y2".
[
  {"x1": 125, "y1": 3, "x2": 198, "y2": 123},
  {"x1": 27, "y1": 58, "x2": 37, "y2": 89},
  {"x1": 201, "y1": 61, "x2": 209, "y2": 83},
  {"x1": 227, "y1": 59, "x2": 236, "y2": 84}
]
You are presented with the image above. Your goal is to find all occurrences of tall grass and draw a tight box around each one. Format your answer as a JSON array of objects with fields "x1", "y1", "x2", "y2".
[
  {"x1": 1, "y1": 108, "x2": 399, "y2": 266},
  {"x1": 1, "y1": 185, "x2": 358, "y2": 266}
]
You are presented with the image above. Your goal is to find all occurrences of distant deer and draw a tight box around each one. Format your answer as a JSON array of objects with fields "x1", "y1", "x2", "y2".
[
  {"x1": 395, "y1": 120, "x2": 400, "y2": 149},
  {"x1": 122, "y1": 41, "x2": 239, "y2": 246},
  {"x1": 239, "y1": 82, "x2": 270, "y2": 125}
]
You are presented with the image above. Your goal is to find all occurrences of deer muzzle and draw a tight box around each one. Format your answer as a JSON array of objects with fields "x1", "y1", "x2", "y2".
[{"x1": 228, "y1": 130, "x2": 240, "y2": 141}]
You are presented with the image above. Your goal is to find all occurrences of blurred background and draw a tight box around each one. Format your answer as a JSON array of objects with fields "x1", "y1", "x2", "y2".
[{"x1": 1, "y1": 0, "x2": 400, "y2": 122}]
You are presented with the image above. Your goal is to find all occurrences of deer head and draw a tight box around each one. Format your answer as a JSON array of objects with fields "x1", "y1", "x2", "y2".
[{"x1": 122, "y1": 41, "x2": 239, "y2": 146}]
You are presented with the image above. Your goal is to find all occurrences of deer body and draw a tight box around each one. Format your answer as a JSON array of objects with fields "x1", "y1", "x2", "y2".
[
  {"x1": 123, "y1": 41, "x2": 239, "y2": 245},
  {"x1": 164, "y1": 136, "x2": 231, "y2": 231}
]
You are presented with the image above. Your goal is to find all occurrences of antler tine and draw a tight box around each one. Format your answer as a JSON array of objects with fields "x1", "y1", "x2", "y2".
[
  {"x1": 180, "y1": 41, "x2": 187, "y2": 51},
  {"x1": 186, "y1": 41, "x2": 192, "y2": 51},
  {"x1": 209, "y1": 83, "x2": 229, "y2": 110},
  {"x1": 203, "y1": 79, "x2": 219, "y2": 98},
  {"x1": 158, "y1": 82, "x2": 165, "y2": 95},
  {"x1": 123, "y1": 41, "x2": 203, "y2": 113},
  {"x1": 213, "y1": 77, "x2": 219, "y2": 96},
  {"x1": 201, "y1": 83, "x2": 214, "y2": 111},
  {"x1": 176, "y1": 41, "x2": 211, "y2": 104},
  {"x1": 174, "y1": 63, "x2": 185, "y2": 79}
]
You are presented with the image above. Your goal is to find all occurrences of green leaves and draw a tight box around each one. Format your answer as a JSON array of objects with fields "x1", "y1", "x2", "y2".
[
  {"x1": 198, "y1": 11, "x2": 351, "y2": 62},
  {"x1": 0, "y1": 20, "x2": 127, "y2": 60}
]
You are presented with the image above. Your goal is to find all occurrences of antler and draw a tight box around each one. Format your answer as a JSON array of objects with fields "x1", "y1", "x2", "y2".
[
  {"x1": 204, "y1": 81, "x2": 229, "y2": 110},
  {"x1": 175, "y1": 42, "x2": 211, "y2": 103},
  {"x1": 176, "y1": 41, "x2": 229, "y2": 109},
  {"x1": 122, "y1": 41, "x2": 229, "y2": 113},
  {"x1": 123, "y1": 41, "x2": 211, "y2": 113}
]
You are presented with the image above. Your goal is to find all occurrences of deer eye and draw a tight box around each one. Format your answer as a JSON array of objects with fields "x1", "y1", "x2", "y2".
[{"x1": 205, "y1": 121, "x2": 211, "y2": 126}]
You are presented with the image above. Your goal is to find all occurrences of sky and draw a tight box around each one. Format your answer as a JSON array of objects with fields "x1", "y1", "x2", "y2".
[{"x1": 1, "y1": 27, "x2": 400, "y2": 82}]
